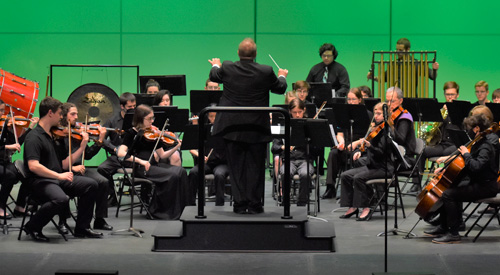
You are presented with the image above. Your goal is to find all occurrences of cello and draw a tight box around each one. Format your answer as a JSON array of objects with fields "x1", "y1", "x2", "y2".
[{"x1": 415, "y1": 123, "x2": 499, "y2": 220}]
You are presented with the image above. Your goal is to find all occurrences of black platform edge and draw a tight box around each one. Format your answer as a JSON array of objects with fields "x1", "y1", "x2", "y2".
[{"x1": 152, "y1": 206, "x2": 336, "y2": 252}]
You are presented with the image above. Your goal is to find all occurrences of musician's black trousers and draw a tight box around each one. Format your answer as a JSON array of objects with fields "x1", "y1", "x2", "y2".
[
  {"x1": 440, "y1": 180, "x2": 497, "y2": 234},
  {"x1": 27, "y1": 176, "x2": 98, "y2": 232}
]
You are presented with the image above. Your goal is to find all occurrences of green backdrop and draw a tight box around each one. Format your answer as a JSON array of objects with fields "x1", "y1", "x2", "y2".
[{"x1": 2, "y1": 0, "x2": 499, "y2": 166}]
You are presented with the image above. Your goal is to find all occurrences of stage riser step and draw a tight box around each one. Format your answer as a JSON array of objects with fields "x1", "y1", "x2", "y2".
[{"x1": 153, "y1": 222, "x2": 334, "y2": 252}]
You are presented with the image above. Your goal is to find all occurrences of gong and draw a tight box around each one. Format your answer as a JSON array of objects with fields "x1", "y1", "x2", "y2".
[{"x1": 67, "y1": 83, "x2": 120, "y2": 124}]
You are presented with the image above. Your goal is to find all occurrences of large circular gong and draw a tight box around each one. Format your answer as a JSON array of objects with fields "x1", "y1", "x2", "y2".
[{"x1": 67, "y1": 83, "x2": 120, "y2": 124}]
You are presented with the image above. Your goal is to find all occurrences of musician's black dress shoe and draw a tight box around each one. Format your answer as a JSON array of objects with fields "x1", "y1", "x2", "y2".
[
  {"x1": 356, "y1": 209, "x2": 373, "y2": 221},
  {"x1": 321, "y1": 186, "x2": 335, "y2": 199},
  {"x1": 24, "y1": 226, "x2": 49, "y2": 242},
  {"x1": 94, "y1": 218, "x2": 113, "y2": 231},
  {"x1": 74, "y1": 228, "x2": 104, "y2": 238},
  {"x1": 339, "y1": 209, "x2": 359, "y2": 219},
  {"x1": 432, "y1": 233, "x2": 461, "y2": 244},
  {"x1": 424, "y1": 226, "x2": 447, "y2": 237},
  {"x1": 57, "y1": 223, "x2": 69, "y2": 234}
]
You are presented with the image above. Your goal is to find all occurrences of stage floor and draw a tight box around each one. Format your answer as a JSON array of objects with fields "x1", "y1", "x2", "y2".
[{"x1": 1, "y1": 170, "x2": 500, "y2": 275}]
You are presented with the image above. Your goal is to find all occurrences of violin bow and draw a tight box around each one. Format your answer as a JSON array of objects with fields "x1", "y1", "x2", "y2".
[
  {"x1": 67, "y1": 119, "x2": 72, "y2": 173},
  {"x1": 145, "y1": 118, "x2": 169, "y2": 176},
  {"x1": 9, "y1": 109, "x2": 19, "y2": 148},
  {"x1": 81, "y1": 114, "x2": 88, "y2": 166}
]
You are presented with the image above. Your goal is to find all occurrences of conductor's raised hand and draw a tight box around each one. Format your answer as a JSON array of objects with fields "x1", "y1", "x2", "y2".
[
  {"x1": 208, "y1": 58, "x2": 221, "y2": 67},
  {"x1": 278, "y1": 68, "x2": 288, "y2": 78}
]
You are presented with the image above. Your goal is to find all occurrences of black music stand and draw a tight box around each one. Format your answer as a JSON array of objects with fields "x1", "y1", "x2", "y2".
[
  {"x1": 307, "y1": 82, "x2": 333, "y2": 107},
  {"x1": 152, "y1": 107, "x2": 188, "y2": 133},
  {"x1": 403, "y1": 98, "x2": 443, "y2": 124},
  {"x1": 190, "y1": 90, "x2": 223, "y2": 116},
  {"x1": 327, "y1": 104, "x2": 370, "y2": 151},
  {"x1": 327, "y1": 97, "x2": 346, "y2": 105},
  {"x1": 112, "y1": 113, "x2": 147, "y2": 237},
  {"x1": 135, "y1": 94, "x2": 155, "y2": 106},
  {"x1": 486, "y1": 103, "x2": 500, "y2": 122},
  {"x1": 139, "y1": 75, "x2": 187, "y2": 95},
  {"x1": 447, "y1": 100, "x2": 473, "y2": 129},
  {"x1": 288, "y1": 118, "x2": 335, "y2": 215},
  {"x1": 364, "y1": 98, "x2": 381, "y2": 113}
]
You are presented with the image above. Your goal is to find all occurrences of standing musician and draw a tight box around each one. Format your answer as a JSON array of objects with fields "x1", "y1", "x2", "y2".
[
  {"x1": 117, "y1": 104, "x2": 188, "y2": 220},
  {"x1": 208, "y1": 38, "x2": 288, "y2": 214},
  {"x1": 323, "y1": 88, "x2": 373, "y2": 199},
  {"x1": 410, "y1": 81, "x2": 461, "y2": 192},
  {"x1": 424, "y1": 113, "x2": 498, "y2": 244},
  {"x1": 23, "y1": 97, "x2": 101, "y2": 241},
  {"x1": 55, "y1": 103, "x2": 112, "y2": 231},
  {"x1": 98, "y1": 92, "x2": 136, "y2": 205},
  {"x1": 272, "y1": 99, "x2": 318, "y2": 206},
  {"x1": 367, "y1": 38, "x2": 439, "y2": 87},
  {"x1": 306, "y1": 43, "x2": 350, "y2": 97},
  {"x1": 339, "y1": 102, "x2": 394, "y2": 221},
  {"x1": 188, "y1": 111, "x2": 229, "y2": 206},
  {"x1": 0, "y1": 99, "x2": 38, "y2": 219}
]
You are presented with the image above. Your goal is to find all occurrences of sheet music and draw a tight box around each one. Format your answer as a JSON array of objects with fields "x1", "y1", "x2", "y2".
[{"x1": 271, "y1": 125, "x2": 284, "y2": 135}]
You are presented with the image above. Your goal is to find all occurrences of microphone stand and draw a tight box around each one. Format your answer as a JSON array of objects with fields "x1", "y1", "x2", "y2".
[{"x1": 112, "y1": 130, "x2": 145, "y2": 238}]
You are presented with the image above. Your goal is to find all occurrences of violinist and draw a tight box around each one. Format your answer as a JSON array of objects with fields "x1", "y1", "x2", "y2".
[
  {"x1": 98, "y1": 92, "x2": 136, "y2": 206},
  {"x1": 272, "y1": 99, "x2": 319, "y2": 206},
  {"x1": 117, "y1": 104, "x2": 188, "y2": 219},
  {"x1": 339, "y1": 102, "x2": 394, "y2": 221},
  {"x1": 55, "y1": 103, "x2": 112, "y2": 232},
  {"x1": 424, "y1": 113, "x2": 498, "y2": 244},
  {"x1": 323, "y1": 88, "x2": 373, "y2": 199},
  {"x1": 152, "y1": 89, "x2": 182, "y2": 167},
  {"x1": 23, "y1": 97, "x2": 101, "y2": 241},
  {"x1": 385, "y1": 87, "x2": 417, "y2": 165},
  {"x1": 0, "y1": 99, "x2": 38, "y2": 219},
  {"x1": 188, "y1": 110, "x2": 229, "y2": 206}
]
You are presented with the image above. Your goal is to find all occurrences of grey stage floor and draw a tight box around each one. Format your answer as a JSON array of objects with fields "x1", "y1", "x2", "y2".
[{"x1": 1, "y1": 171, "x2": 500, "y2": 275}]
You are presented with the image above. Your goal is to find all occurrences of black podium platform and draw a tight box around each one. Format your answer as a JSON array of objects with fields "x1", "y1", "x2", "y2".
[{"x1": 152, "y1": 205, "x2": 336, "y2": 252}]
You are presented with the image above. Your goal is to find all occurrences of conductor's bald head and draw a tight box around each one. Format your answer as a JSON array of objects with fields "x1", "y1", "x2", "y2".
[{"x1": 238, "y1": 38, "x2": 257, "y2": 60}]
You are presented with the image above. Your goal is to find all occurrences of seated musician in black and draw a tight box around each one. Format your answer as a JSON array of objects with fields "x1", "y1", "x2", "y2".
[
  {"x1": 424, "y1": 113, "x2": 498, "y2": 244},
  {"x1": 272, "y1": 99, "x2": 319, "y2": 206},
  {"x1": 0, "y1": 99, "x2": 38, "y2": 219},
  {"x1": 339, "y1": 102, "x2": 393, "y2": 221},
  {"x1": 23, "y1": 97, "x2": 101, "y2": 241},
  {"x1": 385, "y1": 87, "x2": 417, "y2": 166},
  {"x1": 55, "y1": 103, "x2": 112, "y2": 231},
  {"x1": 323, "y1": 88, "x2": 373, "y2": 199},
  {"x1": 188, "y1": 111, "x2": 230, "y2": 206},
  {"x1": 117, "y1": 104, "x2": 188, "y2": 219},
  {"x1": 97, "y1": 92, "x2": 136, "y2": 205}
]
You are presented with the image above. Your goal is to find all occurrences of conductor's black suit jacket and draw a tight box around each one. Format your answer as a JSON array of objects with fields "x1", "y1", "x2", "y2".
[{"x1": 209, "y1": 59, "x2": 287, "y2": 143}]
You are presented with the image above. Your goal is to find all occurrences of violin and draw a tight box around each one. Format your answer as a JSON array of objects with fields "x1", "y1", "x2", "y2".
[
  {"x1": 51, "y1": 126, "x2": 85, "y2": 140},
  {"x1": 143, "y1": 126, "x2": 179, "y2": 145},
  {"x1": 359, "y1": 122, "x2": 385, "y2": 152}
]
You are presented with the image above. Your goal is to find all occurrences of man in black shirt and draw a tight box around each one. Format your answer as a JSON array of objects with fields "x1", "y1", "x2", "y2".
[
  {"x1": 23, "y1": 97, "x2": 102, "y2": 241},
  {"x1": 306, "y1": 43, "x2": 350, "y2": 97}
]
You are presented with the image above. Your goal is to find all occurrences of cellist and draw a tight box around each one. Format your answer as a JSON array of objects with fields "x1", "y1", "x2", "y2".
[{"x1": 424, "y1": 113, "x2": 498, "y2": 244}]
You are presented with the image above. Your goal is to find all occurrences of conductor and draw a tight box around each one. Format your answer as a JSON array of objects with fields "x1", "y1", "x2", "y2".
[{"x1": 208, "y1": 38, "x2": 288, "y2": 214}]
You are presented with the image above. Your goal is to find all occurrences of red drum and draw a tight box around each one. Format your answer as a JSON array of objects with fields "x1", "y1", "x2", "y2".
[{"x1": 0, "y1": 69, "x2": 39, "y2": 118}]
